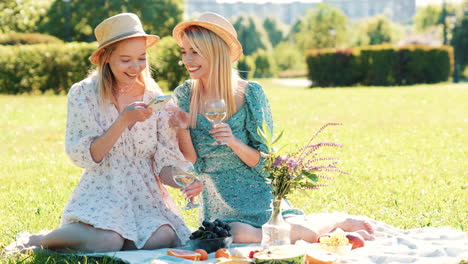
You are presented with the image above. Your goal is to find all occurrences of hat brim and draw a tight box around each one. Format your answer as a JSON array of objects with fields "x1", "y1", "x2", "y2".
[
  {"x1": 89, "y1": 34, "x2": 159, "y2": 65},
  {"x1": 173, "y1": 21, "x2": 242, "y2": 62}
]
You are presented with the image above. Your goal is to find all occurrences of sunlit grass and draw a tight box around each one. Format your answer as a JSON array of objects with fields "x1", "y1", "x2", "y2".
[{"x1": 0, "y1": 81, "x2": 467, "y2": 263}]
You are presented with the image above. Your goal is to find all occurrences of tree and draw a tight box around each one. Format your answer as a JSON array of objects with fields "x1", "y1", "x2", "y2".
[
  {"x1": 272, "y1": 41, "x2": 305, "y2": 72},
  {"x1": 38, "y1": 0, "x2": 184, "y2": 42},
  {"x1": 150, "y1": 36, "x2": 188, "y2": 91},
  {"x1": 0, "y1": 0, "x2": 52, "y2": 33},
  {"x1": 233, "y1": 15, "x2": 272, "y2": 56},
  {"x1": 252, "y1": 49, "x2": 276, "y2": 78},
  {"x1": 294, "y1": 3, "x2": 348, "y2": 51},
  {"x1": 351, "y1": 15, "x2": 398, "y2": 46},
  {"x1": 263, "y1": 17, "x2": 284, "y2": 47},
  {"x1": 451, "y1": 14, "x2": 468, "y2": 79}
]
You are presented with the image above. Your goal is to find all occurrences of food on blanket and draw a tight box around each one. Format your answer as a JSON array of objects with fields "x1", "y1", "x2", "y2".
[
  {"x1": 346, "y1": 233, "x2": 365, "y2": 249},
  {"x1": 248, "y1": 250, "x2": 260, "y2": 258},
  {"x1": 216, "y1": 257, "x2": 254, "y2": 263},
  {"x1": 167, "y1": 249, "x2": 201, "y2": 260},
  {"x1": 190, "y1": 219, "x2": 232, "y2": 240},
  {"x1": 194, "y1": 249, "x2": 209, "y2": 260},
  {"x1": 254, "y1": 245, "x2": 305, "y2": 264},
  {"x1": 146, "y1": 95, "x2": 172, "y2": 112},
  {"x1": 215, "y1": 248, "x2": 231, "y2": 258},
  {"x1": 319, "y1": 232, "x2": 352, "y2": 255},
  {"x1": 319, "y1": 232, "x2": 349, "y2": 247},
  {"x1": 189, "y1": 219, "x2": 234, "y2": 253},
  {"x1": 305, "y1": 249, "x2": 337, "y2": 264}
]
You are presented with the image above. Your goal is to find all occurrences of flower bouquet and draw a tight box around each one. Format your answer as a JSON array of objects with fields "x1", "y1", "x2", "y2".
[{"x1": 257, "y1": 122, "x2": 348, "y2": 247}]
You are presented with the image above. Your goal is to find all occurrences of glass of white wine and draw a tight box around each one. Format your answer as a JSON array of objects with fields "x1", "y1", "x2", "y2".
[
  {"x1": 173, "y1": 166, "x2": 200, "y2": 210},
  {"x1": 204, "y1": 98, "x2": 227, "y2": 145}
]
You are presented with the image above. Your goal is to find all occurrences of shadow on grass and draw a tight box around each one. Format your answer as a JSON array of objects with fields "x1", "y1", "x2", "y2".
[{"x1": 1, "y1": 250, "x2": 126, "y2": 264}]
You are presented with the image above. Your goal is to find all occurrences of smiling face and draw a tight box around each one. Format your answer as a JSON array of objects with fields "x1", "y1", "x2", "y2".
[
  {"x1": 108, "y1": 37, "x2": 147, "y2": 89},
  {"x1": 180, "y1": 35, "x2": 210, "y2": 85}
]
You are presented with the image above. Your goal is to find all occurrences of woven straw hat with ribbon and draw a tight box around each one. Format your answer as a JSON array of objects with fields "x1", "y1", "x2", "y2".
[
  {"x1": 89, "y1": 13, "x2": 159, "y2": 65},
  {"x1": 172, "y1": 12, "x2": 243, "y2": 62}
]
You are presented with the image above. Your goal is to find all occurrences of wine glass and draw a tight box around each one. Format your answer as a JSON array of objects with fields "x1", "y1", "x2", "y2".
[
  {"x1": 173, "y1": 166, "x2": 200, "y2": 210},
  {"x1": 204, "y1": 98, "x2": 227, "y2": 145}
]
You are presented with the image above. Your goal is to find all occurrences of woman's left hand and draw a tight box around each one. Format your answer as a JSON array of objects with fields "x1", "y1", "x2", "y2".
[
  {"x1": 210, "y1": 123, "x2": 237, "y2": 146},
  {"x1": 183, "y1": 179, "x2": 203, "y2": 200}
]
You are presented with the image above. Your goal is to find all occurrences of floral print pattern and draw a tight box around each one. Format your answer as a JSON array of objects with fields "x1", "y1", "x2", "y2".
[
  {"x1": 174, "y1": 81, "x2": 275, "y2": 228},
  {"x1": 61, "y1": 76, "x2": 191, "y2": 249}
]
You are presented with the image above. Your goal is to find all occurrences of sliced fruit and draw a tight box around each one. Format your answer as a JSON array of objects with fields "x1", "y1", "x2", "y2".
[
  {"x1": 167, "y1": 249, "x2": 201, "y2": 260},
  {"x1": 216, "y1": 257, "x2": 254, "y2": 263},
  {"x1": 215, "y1": 248, "x2": 231, "y2": 259},
  {"x1": 254, "y1": 245, "x2": 305, "y2": 264},
  {"x1": 305, "y1": 249, "x2": 337, "y2": 264},
  {"x1": 194, "y1": 248, "x2": 209, "y2": 260}
]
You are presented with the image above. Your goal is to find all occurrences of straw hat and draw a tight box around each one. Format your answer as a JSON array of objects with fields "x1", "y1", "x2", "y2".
[
  {"x1": 172, "y1": 12, "x2": 243, "y2": 62},
  {"x1": 89, "y1": 13, "x2": 159, "y2": 65}
]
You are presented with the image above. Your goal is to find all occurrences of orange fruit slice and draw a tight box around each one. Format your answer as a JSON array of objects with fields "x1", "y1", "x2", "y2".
[
  {"x1": 167, "y1": 249, "x2": 201, "y2": 260},
  {"x1": 215, "y1": 248, "x2": 231, "y2": 259},
  {"x1": 194, "y1": 249, "x2": 209, "y2": 260}
]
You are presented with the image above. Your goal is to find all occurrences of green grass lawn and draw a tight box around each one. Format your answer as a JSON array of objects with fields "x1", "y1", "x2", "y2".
[{"x1": 0, "y1": 80, "x2": 467, "y2": 263}]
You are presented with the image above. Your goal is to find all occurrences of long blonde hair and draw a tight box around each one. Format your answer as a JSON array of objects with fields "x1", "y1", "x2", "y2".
[
  {"x1": 91, "y1": 38, "x2": 159, "y2": 106},
  {"x1": 182, "y1": 26, "x2": 239, "y2": 128}
]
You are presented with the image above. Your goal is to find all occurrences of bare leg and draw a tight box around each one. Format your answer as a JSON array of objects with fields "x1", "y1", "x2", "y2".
[
  {"x1": 286, "y1": 213, "x2": 375, "y2": 243},
  {"x1": 229, "y1": 222, "x2": 262, "y2": 243},
  {"x1": 121, "y1": 224, "x2": 179, "y2": 250},
  {"x1": 5, "y1": 222, "x2": 124, "y2": 254}
]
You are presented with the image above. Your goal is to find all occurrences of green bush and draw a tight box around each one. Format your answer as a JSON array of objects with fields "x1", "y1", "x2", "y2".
[
  {"x1": 0, "y1": 43, "x2": 95, "y2": 94},
  {"x1": 306, "y1": 45, "x2": 453, "y2": 87},
  {"x1": 149, "y1": 36, "x2": 188, "y2": 91},
  {"x1": 0, "y1": 40, "x2": 190, "y2": 94},
  {"x1": 306, "y1": 48, "x2": 359, "y2": 87},
  {"x1": 252, "y1": 49, "x2": 277, "y2": 78},
  {"x1": 359, "y1": 45, "x2": 398, "y2": 86},
  {"x1": 398, "y1": 45, "x2": 453, "y2": 85},
  {"x1": 273, "y1": 41, "x2": 306, "y2": 72},
  {"x1": 237, "y1": 55, "x2": 256, "y2": 79},
  {"x1": 0, "y1": 32, "x2": 64, "y2": 45}
]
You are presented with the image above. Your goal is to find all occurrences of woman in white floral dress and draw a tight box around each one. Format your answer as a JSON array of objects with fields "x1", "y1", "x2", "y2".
[{"x1": 5, "y1": 13, "x2": 201, "y2": 253}]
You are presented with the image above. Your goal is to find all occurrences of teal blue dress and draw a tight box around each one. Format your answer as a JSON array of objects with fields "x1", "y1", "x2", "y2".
[{"x1": 174, "y1": 80, "x2": 274, "y2": 227}]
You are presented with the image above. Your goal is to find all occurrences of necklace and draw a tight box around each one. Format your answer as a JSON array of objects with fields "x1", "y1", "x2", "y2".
[{"x1": 117, "y1": 84, "x2": 133, "y2": 93}]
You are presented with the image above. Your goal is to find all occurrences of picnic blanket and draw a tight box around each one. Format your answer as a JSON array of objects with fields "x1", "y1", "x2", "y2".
[{"x1": 82, "y1": 218, "x2": 468, "y2": 264}]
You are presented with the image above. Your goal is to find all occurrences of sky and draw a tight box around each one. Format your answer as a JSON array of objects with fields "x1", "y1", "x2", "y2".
[{"x1": 218, "y1": 0, "x2": 463, "y2": 6}]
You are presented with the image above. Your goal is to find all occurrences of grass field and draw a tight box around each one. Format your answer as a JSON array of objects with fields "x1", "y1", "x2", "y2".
[{"x1": 0, "y1": 80, "x2": 467, "y2": 263}]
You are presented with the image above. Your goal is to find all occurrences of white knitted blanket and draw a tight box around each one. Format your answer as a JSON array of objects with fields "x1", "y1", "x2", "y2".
[{"x1": 82, "y1": 219, "x2": 468, "y2": 264}]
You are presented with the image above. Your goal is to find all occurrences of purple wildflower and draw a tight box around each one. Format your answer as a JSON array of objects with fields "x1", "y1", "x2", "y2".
[
  {"x1": 273, "y1": 155, "x2": 287, "y2": 167},
  {"x1": 286, "y1": 157, "x2": 299, "y2": 169}
]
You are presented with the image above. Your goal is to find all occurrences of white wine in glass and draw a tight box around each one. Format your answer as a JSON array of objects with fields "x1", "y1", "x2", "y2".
[
  {"x1": 204, "y1": 98, "x2": 227, "y2": 145},
  {"x1": 173, "y1": 167, "x2": 199, "y2": 210}
]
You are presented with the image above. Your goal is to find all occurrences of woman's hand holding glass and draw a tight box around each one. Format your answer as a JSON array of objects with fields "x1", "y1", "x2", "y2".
[
  {"x1": 173, "y1": 165, "x2": 202, "y2": 210},
  {"x1": 204, "y1": 98, "x2": 227, "y2": 145},
  {"x1": 209, "y1": 122, "x2": 236, "y2": 147}
]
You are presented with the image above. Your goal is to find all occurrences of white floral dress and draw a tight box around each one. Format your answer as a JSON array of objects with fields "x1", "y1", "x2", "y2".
[{"x1": 61, "y1": 76, "x2": 191, "y2": 249}]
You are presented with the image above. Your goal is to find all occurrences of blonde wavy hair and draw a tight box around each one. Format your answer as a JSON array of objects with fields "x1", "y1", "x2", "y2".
[
  {"x1": 182, "y1": 26, "x2": 240, "y2": 128},
  {"x1": 90, "y1": 38, "x2": 160, "y2": 106}
]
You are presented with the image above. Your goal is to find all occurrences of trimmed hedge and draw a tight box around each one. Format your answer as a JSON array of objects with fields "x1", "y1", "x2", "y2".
[
  {"x1": 0, "y1": 38, "x2": 187, "y2": 94},
  {"x1": 306, "y1": 45, "x2": 454, "y2": 87},
  {"x1": 0, "y1": 43, "x2": 95, "y2": 94},
  {"x1": 0, "y1": 32, "x2": 64, "y2": 45}
]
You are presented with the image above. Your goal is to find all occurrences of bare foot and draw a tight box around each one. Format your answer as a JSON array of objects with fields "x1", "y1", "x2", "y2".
[
  {"x1": 4, "y1": 232, "x2": 48, "y2": 256},
  {"x1": 336, "y1": 217, "x2": 374, "y2": 235},
  {"x1": 353, "y1": 230, "x2": 375, "y2": 240}
]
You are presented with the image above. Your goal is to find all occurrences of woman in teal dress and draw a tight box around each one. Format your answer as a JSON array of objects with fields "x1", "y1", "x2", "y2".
[{"x1": 171, "y1": 12, "x2": 374, "y2": 243}]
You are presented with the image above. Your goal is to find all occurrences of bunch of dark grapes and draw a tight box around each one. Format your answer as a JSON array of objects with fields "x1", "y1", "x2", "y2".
[{"x1": 190, "y1": 219, "x2": 232, "y2": 240}]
